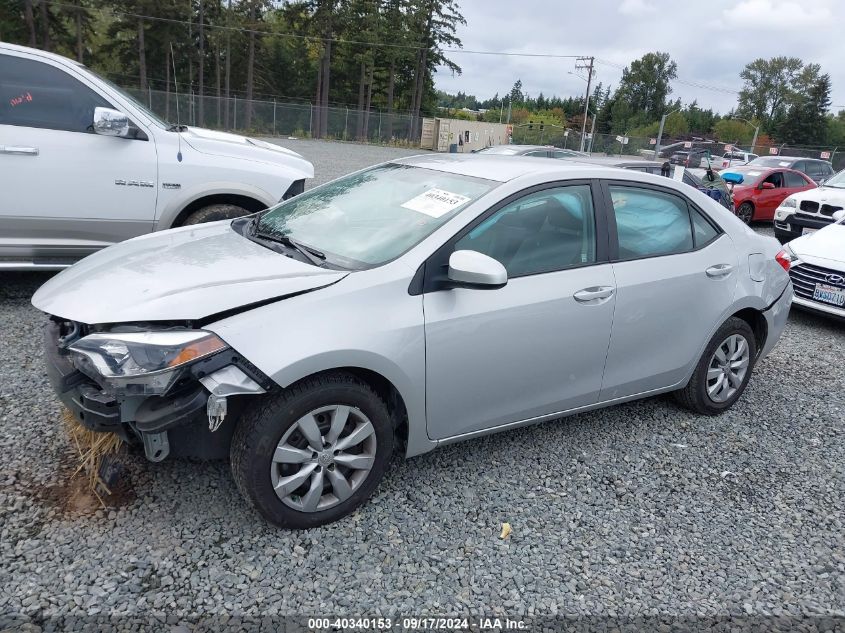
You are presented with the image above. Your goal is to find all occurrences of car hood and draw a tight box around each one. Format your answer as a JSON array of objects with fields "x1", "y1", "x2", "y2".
[
  {"x1": 180, "y1": 127, "x2": 314, "y2": 178},
  {"x1": 789, "y1": 223, "x2": 845, "y2": 266},
  {"x1": 789, "y1": 185, "x2": 845, "y2": 204},
  {"x1": 31, "y1": 221, "x2": 347, "y2": 324}
]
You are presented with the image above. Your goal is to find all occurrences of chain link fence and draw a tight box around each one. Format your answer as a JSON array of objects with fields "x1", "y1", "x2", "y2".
[
  {"x1": 127, "y1": 88, "x2": 419, "y2": 143},
  {"x1": 125, "y1": 88, "x2": 845, "y2": 167}
]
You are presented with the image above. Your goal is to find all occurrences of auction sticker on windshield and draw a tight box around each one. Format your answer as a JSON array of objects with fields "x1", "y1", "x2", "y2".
[{"x1": 402, "y1": 189, "x2": 471, "y2": 218}]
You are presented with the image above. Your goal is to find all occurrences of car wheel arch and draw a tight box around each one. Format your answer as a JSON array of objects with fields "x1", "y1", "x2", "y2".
[
  {"x1": 169, "y1": 194, "x2": 268, "y2": 228},
  {"x1": 267, "y1": 362, "x2": 424, "y2": 457},
  {"x1": 731, "y1": 307, "x2": 768, "y2": 359}
]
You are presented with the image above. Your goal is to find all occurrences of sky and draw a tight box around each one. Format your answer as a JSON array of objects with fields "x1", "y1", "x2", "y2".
[{"x1": 434, "y1": 0, "x2": 845, "y2": 115}]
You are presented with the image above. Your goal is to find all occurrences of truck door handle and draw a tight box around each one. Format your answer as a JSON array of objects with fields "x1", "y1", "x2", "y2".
[
  {"x1": 706, "y1": 264, "x2": 734, "y2": 278},
  {"x1": 0, "y1": 146, "x2": 39, "y2": 156},
  {"x1": 574, "y1": 286, "x2": 615, "y2": 303}
]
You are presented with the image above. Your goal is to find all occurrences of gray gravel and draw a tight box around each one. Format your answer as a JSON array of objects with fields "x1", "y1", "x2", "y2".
[{"x1": 1, "y1": 140, "x2": 844, "y2": 630}]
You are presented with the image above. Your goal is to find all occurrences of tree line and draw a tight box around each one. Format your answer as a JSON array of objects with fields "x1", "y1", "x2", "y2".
[
  {"x1": 0, "y1": 0, "x2": 465, "y2": 139},
  {"x1": 438, "y1": 52, "x2": 844, "y2": 149}
]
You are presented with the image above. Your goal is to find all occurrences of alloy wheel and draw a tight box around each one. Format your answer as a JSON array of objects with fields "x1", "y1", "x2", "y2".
[
  {"x1": 737, "y1": 203, "x2": 753, "y2": 224},
  {"x1": 270, "y1": 405, "x2": 377, "y2": 512},
  {"x1": 706, "y1": 334, "x2": 750, "y2": 403}
]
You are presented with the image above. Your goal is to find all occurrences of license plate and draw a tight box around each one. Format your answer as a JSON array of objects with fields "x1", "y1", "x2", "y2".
[
  {"x1": 802, "y1": 227, "x2": 817, "y2": 236},
  {"x1": 813, "y1": 283, "x2": 845, "y2": 307}
]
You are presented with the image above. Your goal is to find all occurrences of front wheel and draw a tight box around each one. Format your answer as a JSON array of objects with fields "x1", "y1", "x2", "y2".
[
  {"x1": 181, "y1": 203, "x2": 251, "y2": 226},
  {"x1": 231, "y1": 372, "x2": 394, "y2": 528},
  {"x1": 736, "y1": 202, "x2": 754, "y2": 224},
  {"x1": 674, "y1": 317, "x2": 757, "y2": 415}
]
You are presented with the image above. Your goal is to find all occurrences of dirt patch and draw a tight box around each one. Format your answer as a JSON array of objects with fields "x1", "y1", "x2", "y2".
[{"x1": 39, "y1": 459, "x2": 136, "y2": 516}]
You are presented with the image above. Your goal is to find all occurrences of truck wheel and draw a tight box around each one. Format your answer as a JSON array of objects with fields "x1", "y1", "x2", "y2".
[
  {"x1": 674, "y1": 317, "x2": 757, "y2": 415},
  {"x1": 231, "y1": 371, "x2": 394, "y2": 528},
  {"x1": 736, "y1": 202, "x2": 754, "y2": 224},
  {"x1": 181, "y1": 203, "x2": 251, "y2": 226}
]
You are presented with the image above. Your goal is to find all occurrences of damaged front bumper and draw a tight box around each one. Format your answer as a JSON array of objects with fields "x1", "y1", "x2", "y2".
[{"x1": 44, "y1": 319, "x2": 273, "y2": 461}]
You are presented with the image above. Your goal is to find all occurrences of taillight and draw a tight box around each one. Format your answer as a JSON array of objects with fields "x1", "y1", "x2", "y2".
[{"x1": 775, "y1": 249, "x2": 792, "y2": 272}]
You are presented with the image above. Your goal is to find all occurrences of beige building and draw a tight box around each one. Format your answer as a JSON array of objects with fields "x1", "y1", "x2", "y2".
[{"x1": 420, "y1": 118, "x2": 512, "y2": 152}]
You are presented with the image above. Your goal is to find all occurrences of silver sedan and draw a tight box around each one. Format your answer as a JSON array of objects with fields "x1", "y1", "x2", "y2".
[{"x1": 34, "y1": 155, "x2": 793, "y2": 528}]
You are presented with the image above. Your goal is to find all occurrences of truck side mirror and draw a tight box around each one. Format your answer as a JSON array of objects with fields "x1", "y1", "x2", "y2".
[{"x1": 93, "y1": 107, "x2": 130, "y2": 138}]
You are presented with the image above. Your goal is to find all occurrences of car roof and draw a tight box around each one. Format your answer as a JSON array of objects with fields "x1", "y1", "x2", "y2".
[
  {"x1": 480, "y1": 144, "x2": 548, "y2": 151},
  {"x1": 392, "y1": 153, "x2": 656, "y2": 183},
  {"x1": 0, "y1": 41, "x2": 82, "y2": 67},
  {"x1": 751, "y1": 156, "x2": 829, "y2": 164}
]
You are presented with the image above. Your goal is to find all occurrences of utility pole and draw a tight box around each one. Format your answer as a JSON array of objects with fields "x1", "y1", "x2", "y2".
[{"x1": 575, "y1": 56, "x2": 594, "y2": 153}]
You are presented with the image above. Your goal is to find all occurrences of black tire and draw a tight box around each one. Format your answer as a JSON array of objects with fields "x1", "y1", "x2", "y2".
[
  {"x1": 181, "y1": 203, "x2": 251, "y2": 226},
  {"x1": 231, "y1": 371, "x2": 393, "y2": 528},
  {"x1": 674, "y1": 317, "x2": 758, "y2": 415},
  {"x1": 736, "y1": 202, "x2": 754, "y2": 224}
]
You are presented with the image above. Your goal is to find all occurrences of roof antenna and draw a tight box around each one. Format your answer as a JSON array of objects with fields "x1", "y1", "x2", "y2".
[{"x1": 170, "y1": 42, "x2": 183, "y2": 163}]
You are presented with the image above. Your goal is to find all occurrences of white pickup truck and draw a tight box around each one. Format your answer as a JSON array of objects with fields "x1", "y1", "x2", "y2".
[{"x1": 0, "y1": 43, "x2": 314, "y2": 270}]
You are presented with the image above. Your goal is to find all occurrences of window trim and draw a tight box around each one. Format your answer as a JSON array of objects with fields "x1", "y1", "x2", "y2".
[
  {"x1": 417, "y1": 179, "x2": 609, "y2": 294},
  {"x1": 597, "y1": 179, "x2": 725, "y2": 263}
]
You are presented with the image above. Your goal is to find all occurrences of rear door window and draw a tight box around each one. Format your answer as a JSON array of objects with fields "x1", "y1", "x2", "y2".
[
  {"x1": 608, "y1": 185, "x2": 695, "y2": 260},
  {"x1": 785, "y1": 171, "x2": 807, "y2": 188},
  {"x1": 0, "y1": 54, "x2": 112, "y2": 133}
]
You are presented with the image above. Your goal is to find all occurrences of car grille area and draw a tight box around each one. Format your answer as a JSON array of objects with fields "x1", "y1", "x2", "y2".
[{"x1": 789, "y1": 262, "x2": 845, "y2": 304}]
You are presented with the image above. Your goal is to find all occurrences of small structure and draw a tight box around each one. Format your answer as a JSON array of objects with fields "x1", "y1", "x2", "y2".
[{"x1": 420, "y1": 118, "x2": 512, "y2": 152}]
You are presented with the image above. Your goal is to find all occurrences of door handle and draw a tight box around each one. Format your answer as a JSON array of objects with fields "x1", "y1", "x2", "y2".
[
  {"x1": 574, "y1": 286, "x2": 615, "y2": 303},
  {"x1": 706, "y1": 264, "x2": 734, "y2": 278},
  {"x1": 0, "y1": 146, "x2": 39, "y2": 156}
]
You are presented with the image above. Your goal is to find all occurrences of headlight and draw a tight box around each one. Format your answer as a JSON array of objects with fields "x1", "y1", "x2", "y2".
[
  {"x1": 780, "y1": 198, "x2": 797, "y2": 208},
  {"x1": 69, "y1": 330, "x2": 228, "y2": 395}
]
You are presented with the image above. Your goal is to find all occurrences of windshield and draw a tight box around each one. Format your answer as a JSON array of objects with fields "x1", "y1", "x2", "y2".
[
  {"x1": 81, "y1": 67, "x2": 170, "y2": 129},
  {"x1": 823, "y1": 169, "x2": 845, "y2": 188},
  {"x1": 254, "y1": 164, "x2": 497, "y2": 269}
]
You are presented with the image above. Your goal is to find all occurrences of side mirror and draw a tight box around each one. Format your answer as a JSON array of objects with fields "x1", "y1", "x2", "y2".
[
  {"x1": 447, "y1": 250, "x2": 507, "y2": 289},
  {"x1": 761, "y1": 182, "x2": 776, "y2": 190},
  {"x1": 833, "y1": 209, "x2": 845, "y2": 222},
  {"x1": 93, "y1": 107, "x2": 130, "y2": 137}
]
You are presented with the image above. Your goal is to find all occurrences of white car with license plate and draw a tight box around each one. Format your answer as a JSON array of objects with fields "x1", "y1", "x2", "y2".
[{"x1": 780, "y1": 209, "x2": 845, "y2": 318}]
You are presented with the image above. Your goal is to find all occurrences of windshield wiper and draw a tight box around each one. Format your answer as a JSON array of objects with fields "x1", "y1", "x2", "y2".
[{"x1": 253, "y1": 229, "x2": 326, "y2": 267}]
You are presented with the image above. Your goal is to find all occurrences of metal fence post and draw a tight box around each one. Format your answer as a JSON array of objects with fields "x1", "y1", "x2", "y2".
[
  {"x1": 273, "y1": 99, "x2": 276, "y2": 136},
  {"x1": 344, "y1": 108, "x2": 348, "y2": 140},
  {"x1": 234, "y1": 95, "x2": 237, "y2": 131},
  {"x1": 309, "y1": 103, "x2": 313, "y2": 138},
  {"x1": 378, "y1": 111, "x2": 382, "y2": 142}
]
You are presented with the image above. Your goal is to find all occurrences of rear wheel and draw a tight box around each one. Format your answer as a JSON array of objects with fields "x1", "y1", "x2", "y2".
[
  {"x1": 736, "y1": 202, "x2": 754, "y2": 224},
  {"x1": 181, "y1": 203, "x2": 251, "y2": 226},
  {"x1": 231, "y1": 372, "x2": 393, "y2": 528},
  {"x1": 674, "y1": 317, "x2": 757, "y2": 415}
]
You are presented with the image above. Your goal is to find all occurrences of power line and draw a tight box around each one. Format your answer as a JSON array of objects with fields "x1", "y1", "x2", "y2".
[
  {"x1": 44, "y1": 0, "x2": 585, "y2": 59},
  {"x1": 594, "y1": 58, "x2": 740, "y2": 96}
]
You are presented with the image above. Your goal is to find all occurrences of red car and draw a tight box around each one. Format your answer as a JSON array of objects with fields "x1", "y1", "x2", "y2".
[{"x1": 721, "y1": 166, "x2": 816, "y2": 224}]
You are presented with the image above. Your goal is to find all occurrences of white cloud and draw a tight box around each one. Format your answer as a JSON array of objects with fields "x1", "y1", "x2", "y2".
[
  {"x1": 723, "y1": 0, "x2": 832, "y2": 30},
  {"x1": 433, "y1": 0, "x2": 845, "y2": 114},
  {"x1": 619, "y1": 0, "x2": 656, "y2": 15}
]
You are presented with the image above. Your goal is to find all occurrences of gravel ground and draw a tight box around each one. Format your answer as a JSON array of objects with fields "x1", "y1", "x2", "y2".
[{"x1": 1, "y1": 140, "x2": 844, "y2": 631}]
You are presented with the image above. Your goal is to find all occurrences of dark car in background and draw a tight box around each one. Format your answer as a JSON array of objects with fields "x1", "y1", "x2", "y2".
[
  {"x1": 747, "y1": 156, "x2": 834, "y2": 184},
  {"x1": 669, "y1": 148, "x2": 724, "y2": 168}
]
